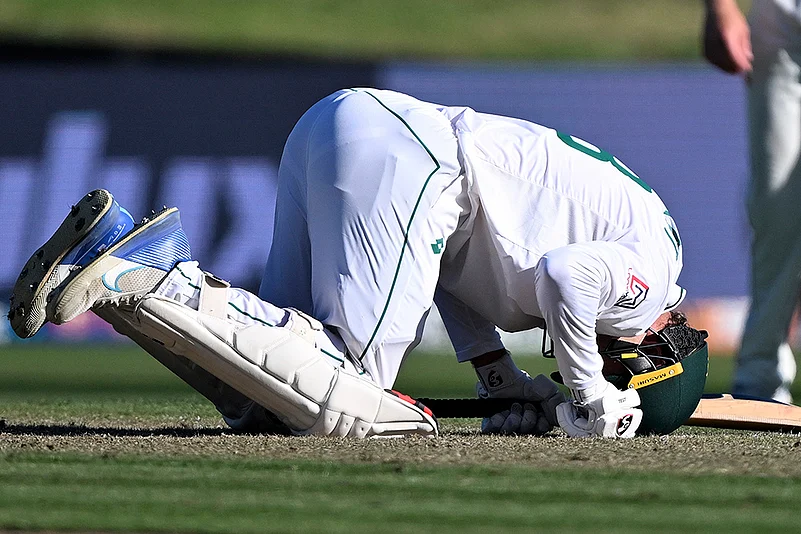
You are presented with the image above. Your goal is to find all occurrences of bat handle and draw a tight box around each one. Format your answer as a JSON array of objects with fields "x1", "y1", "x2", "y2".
[{"x1": 416, "y1": 397, "x2": 528, "y2": 418}]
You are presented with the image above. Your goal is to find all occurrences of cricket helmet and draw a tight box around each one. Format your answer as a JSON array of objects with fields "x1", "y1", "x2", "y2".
[{"x1": 597, "y1": 316, "x2": 709, "y2": 435}]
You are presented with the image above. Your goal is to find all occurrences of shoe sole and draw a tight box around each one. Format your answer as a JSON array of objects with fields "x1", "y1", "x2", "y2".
[
  {"x1": 9, "y1": 189, "x2": 114, "y2": 338},
  {"x1": 51, "y1": 207, "x2": 178, "y2": 324}
]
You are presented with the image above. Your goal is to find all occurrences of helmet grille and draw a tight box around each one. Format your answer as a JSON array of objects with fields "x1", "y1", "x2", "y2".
[{"x1": 660, "y1": 324, "x2": 708, "y2": 360}]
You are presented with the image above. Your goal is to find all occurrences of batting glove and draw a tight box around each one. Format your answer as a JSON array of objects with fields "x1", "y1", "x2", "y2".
[
  {"x1": 474, "y1": 352, "x2": 566, "y2": 435},
  {"x1": 556, "y1": 380, "x2": 643, "y2": 438}
]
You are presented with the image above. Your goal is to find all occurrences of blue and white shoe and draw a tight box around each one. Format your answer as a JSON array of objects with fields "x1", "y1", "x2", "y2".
[
  {"x1": 50, "y1": 206, "x2": 192, "y2": 325},
  {"x1": 9, "y1": 189, "x2": 135, "y2": 338}
]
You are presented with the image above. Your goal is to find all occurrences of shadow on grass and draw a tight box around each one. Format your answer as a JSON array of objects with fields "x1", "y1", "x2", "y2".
[
  {"x1": 0, "y1": 421, "x2": 479, "y2": 438},
  {"x1": 0, "y1": 422, "x2": 290, "y2": 438}
]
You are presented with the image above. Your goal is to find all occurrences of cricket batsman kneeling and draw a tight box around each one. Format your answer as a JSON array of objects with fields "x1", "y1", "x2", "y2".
[{"x1": 8, "y1": 88, "x2": 709, "y2": 438}]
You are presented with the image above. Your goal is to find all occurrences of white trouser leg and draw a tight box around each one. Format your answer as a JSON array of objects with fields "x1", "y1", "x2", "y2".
[
  {"x1": 260, "y1": 88, "x2": 467, "y2": 388},
  {"x1": 156, "y1": 261, "x2": 355, "y2": 373},
  {"x1": 736, "y1": 12, "x2": 801, "y2": 399}
]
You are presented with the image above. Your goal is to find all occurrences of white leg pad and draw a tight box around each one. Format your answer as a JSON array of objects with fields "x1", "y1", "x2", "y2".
[{"x1": 132, "y1": 294, "x2": 438, "y2": 438}]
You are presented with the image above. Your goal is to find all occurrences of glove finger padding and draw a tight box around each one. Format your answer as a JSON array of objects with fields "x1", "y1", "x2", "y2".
[
  {"x1": 595, "y1": 407, "x2": 643, "y2": 438},
  {"x1": 523, "y1": 374, "x2": 566, "y2": 426},
  {"x1": 476, "y1": 372, "x2": 566, "y2": 434},
  {"x1": 519, "y1": 403, "x2": 550, "y2": 435},
  {"x1": 556, "y1": 402, "x2": 643, "y2": 438},
  {"x1": 500, "y1": 403, "x2": 524, "y2": 434},
  {"x1": 482, "y1": 402, "x2": 551, "y2": 436},
  {"x1": 556, "y1": 384, "x2": 643, "y2": 438},
  {"x1": 481, "y1": 409, "x2": 511, "y2": 434}
]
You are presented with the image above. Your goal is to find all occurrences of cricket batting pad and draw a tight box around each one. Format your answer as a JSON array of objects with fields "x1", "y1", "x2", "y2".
[
  {"x1": 129, "y1": 294, "x2": 438, "y2": 438},
  {"x1": 94, "y1": 304, "x2": 288, "y2": 433}
]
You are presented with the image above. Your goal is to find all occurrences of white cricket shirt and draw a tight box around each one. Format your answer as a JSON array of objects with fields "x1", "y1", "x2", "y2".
[{"x1": 434, "y1": 106, "x2": 684, "y2": 390}]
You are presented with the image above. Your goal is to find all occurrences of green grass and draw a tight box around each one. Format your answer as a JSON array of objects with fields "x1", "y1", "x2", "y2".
[
  {"x1": 1, "y1": 343, "x2": 798, "y2": 533},
  {"x1": 0, "y1": 0, "x2": 751, "y2": 61},
  {"x1": 1, "y1": 453, "x2": 800, "y2": 533}
]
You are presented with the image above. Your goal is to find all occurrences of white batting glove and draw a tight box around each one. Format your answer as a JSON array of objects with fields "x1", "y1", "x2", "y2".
[
  {"x1": 474, "y1": 352, "x2": 566, "y2": 435},
  {"x1": 556, "y1": 380, "x2": 643, "y2": 438}
]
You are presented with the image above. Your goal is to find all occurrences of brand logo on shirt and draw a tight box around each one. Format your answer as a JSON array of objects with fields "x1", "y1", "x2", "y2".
[
  {"x1": 615, "y1": 271, "x2": 649, "y2": 309},
  {"x1": 431, "y1": 238, "x2": 444, "y2": 254}
]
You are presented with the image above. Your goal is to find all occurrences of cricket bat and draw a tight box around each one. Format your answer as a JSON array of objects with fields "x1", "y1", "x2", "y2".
[
  {"x1": 684, "y1": 393, "x2": 801, "y2": 432},
  {"x1": 416, "y1": 394, "x2": 801, "y2": 432}
]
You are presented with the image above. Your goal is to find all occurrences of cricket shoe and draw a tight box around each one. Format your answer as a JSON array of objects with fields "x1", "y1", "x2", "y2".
[
  {"x1": 9, "y1": 189, "x2": 135, "y2": 338},
  {"x1": 49, "y1": 206, "x2": 192, "y2": 325}
]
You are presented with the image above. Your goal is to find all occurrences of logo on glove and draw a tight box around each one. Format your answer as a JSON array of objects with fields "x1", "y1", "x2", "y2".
[
  {"x1": 616, "y1": 414, "x2": 634, "y2": 437},
  {"x1": 487, "y1": 370, "x2": 504, "y2": 388}
]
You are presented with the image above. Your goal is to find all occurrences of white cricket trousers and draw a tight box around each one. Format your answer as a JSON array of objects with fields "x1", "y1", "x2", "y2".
[
  {"x1": 736, "y1": 0, "x2": 801, "y2": 400},
  {"x1": 257, "y1": 88, "x2": 466, "y2": 388}
]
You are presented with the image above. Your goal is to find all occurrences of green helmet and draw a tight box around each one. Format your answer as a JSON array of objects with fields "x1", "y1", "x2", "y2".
[{"x1": 598, "y1": 321, "x2": 709, "y2": 435}]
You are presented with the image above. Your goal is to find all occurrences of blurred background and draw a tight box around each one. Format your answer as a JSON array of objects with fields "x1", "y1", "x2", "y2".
[{"x1": 0, "y1": 1, "x2": 767, "y2": 401}]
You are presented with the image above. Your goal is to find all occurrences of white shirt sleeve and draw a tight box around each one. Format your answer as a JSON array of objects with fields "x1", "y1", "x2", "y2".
[
  {"x1": 434, "y1": 285, "x2": 505, "y2": 362},
  {"x1": 534, "y1": 241, "x2": 644, "y2": 391}
]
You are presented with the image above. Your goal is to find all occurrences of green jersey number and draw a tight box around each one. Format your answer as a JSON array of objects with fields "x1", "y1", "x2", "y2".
[{"x1": 556, "y1": 131, "x2": 652, "y2": 193}]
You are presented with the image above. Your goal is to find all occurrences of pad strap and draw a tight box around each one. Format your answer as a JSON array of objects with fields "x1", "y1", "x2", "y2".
[
  {"x1": 199, "y1": 271, "x2": 230, "y2": 319},
  {"x1": 286, "y1": 307, "x2": 323, "y2": 345}
]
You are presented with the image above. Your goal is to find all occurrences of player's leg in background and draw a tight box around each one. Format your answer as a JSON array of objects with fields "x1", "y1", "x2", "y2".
[
  {"x1": 735, "y1": 5, "x2": 801, "y2": 401},
  {"x1": 262, "y1": 88, "x2": 466, "y2": 389}
]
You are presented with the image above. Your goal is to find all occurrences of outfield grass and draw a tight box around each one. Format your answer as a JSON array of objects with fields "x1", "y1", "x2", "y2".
[
  {"x1": 1, "y1": 454, "x2": 800, "y2": 534},
  {"x1": 0, "y1": 0, "x2": 751, "y2": 61}
]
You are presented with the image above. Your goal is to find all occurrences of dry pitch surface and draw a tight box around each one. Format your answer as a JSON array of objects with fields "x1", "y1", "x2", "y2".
[{"x1": 3, "y1": 415, "x2": 801, "y2": 478}]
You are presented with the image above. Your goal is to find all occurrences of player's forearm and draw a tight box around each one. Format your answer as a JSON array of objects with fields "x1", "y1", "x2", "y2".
[
  {"x1": 434, "y1": 285, "x2": 505, "y2": 362},
  {"x1": 469, "y1": 348, "x2": 510, "y2": 368},
  {"x1": 538, "y1": 298, "x2": 605, "y2": 391},
  {"x1": 704, "y1": 0, "x2": 742, "y2": 16},
  {"x1": 534, "y1": 248, "x2": 610, "y2": 391},
  {"x1": 702, "y1": 0, "x2": 752, "y2": 74}
]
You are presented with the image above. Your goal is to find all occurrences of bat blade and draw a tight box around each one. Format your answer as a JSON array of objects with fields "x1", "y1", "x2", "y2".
[{"x1": 685, "y1": 394, "x2": 801, "y2": 432}]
